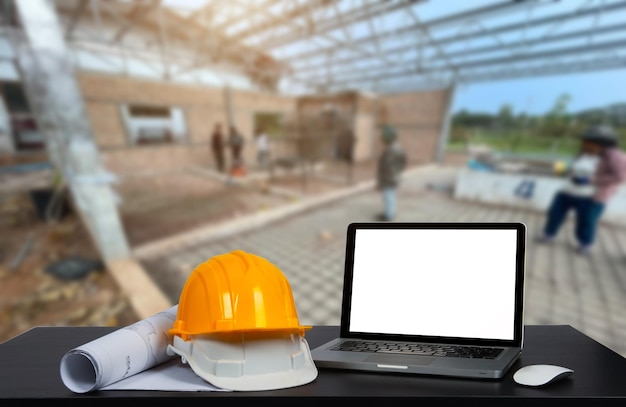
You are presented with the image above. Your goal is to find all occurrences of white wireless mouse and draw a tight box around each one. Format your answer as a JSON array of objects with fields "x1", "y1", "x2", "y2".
[{"x1": 513, "y1": 364, "x2": 574, "y2": 387}]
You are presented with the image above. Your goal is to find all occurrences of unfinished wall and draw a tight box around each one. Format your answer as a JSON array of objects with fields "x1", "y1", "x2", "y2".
[
  {"x1": 229, "y1": 88, "x2": 296, "y2": 165},
  {"x1": 75, "y1": 73, "x2": 450, "y2": 174},
  {"x1": 77, "y1": 73, "x2": 296, "y2": 174},
  {"x1": 290, "y1": 88, "x2": 450, "y2": 166},
  {"x1": 354, "y1": 93, "x2": 377, "y2": 162},
  {"x1": 84, "y1": 102, "x2": 127, "y2": 149},
  {"x1": 377, "y1": 88, "x2": 451, "y2": 166},
  {"x1": 295, "y1": 91, "x2": 378, "y2": 163}
]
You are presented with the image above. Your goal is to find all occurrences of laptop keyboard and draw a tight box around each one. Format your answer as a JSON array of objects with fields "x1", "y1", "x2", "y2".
[{"x1": 330, "y1": 340, "x2": 504, "y2": 359}]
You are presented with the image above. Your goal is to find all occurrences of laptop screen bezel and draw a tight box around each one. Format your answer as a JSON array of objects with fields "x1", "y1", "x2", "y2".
[{"x1": 339, "y1": 222, "x2": 526, "y2": 348}]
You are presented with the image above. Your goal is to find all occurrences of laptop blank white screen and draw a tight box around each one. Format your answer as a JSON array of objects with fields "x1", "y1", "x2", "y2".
[{"x1": 349, "y1": 228, "x2": 519, "y2": 341}]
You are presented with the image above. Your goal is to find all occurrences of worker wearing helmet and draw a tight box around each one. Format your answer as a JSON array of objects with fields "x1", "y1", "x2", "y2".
[
  {"x1": 167, "y1": 250, "x2": 318, "y2": 391},
  {"x1": 539, "y1": 125, "x2": 626, "y2": 254},
  {"x1": 376, "y1": 124, "x2": 407, "y2": 221}
]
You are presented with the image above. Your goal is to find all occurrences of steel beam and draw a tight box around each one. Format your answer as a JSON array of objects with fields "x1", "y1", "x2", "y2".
[
  {"x1": 293, "y1": 21, "x2": 626, "y2": 76},
  {"x1": 436, "y1": 84, "x2": 456, "y2": 164},
  {"x1": 26, "y1": 0, "x2": 626, "y2": 96},
  {"x1": 63, "y1": 0, "x2": 88, "y2": 39},
  {"x1": 209, "y1": 0, "x2": 280, "y2": 34},
  {"x1": 110, "y1": 0, "x2": 161, "y2": 43},
  {"x1": 226, "y1": 0, "x2": 339, "y2": 44},
  {"x1": 230, "y1": 0, "x2": 405, "y2": 72},
  {"x1": 297, "y1": 37, "x2": 626, "y2": 87},
  {"x1": 149, "y1": 4, "x2": 287, "y2": 86},
  {"x1": 318, "y1": 54, "x2": 626, "y2": 93},
  {"x1": 457, "y1": 55, "x2": 626, "y2": 83},
  {"x1": 282, "y1": 1, "x2": 626, "y2": 63},
  {"x1": 256, "y1": 0, "x2": 424, "y2": 49}
]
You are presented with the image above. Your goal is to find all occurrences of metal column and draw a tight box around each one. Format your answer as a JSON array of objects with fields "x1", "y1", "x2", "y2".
[
  {"x1": 223, "y1": 85, "x2": 234, "y2": 129},
  {"x1": 13, "y1": 0, "x2": 130, "y2": 261},
  {"x1": 435, "y1": 83, "x2": 457, "y2": 164}
]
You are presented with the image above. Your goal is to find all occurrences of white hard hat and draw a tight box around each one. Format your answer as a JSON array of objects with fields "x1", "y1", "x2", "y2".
[{"x1": 167, "y1": 330, "x2": 318, "y2": 391}]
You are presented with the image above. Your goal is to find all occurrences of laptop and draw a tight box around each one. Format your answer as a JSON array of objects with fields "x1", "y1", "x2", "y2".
[{"x1": 310, "y1": 222, "x2": 526, "y2": 379}]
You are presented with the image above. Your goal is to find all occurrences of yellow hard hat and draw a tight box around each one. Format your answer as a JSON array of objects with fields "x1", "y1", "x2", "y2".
[
  {"x1": 169, "y1": 250, "x2": 311, "y2": 340},
  {"x1": 553, "y1": 160, "x2": 567, "y2": 174},
  {"x1": 167, "y1": 250, "x2": 318, "y2": 391}
]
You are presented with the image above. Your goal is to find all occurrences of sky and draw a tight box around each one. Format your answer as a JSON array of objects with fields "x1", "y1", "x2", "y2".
[{"x1": 452, "y1": 68, "x2": 626, "y2": 116}]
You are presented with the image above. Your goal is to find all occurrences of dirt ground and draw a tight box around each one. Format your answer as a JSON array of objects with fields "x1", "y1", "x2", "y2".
[
  {"x1": 0, "y1": 190, "x2": 140, "y2": 345},
  {"x1": 0, "y1": 159, "x2": 380, "y2": 345},
  {"x1": 115, "y1": 170, "x2": 293, "y2": 246}
]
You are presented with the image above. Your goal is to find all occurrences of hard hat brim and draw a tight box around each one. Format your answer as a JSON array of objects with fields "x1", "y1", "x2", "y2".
[{"x1": 167, "y1": 332, "x2": 318, "y2": 391}]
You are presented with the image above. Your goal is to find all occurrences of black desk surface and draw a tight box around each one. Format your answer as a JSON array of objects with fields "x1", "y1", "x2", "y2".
[{"x1": 1, "y1": 325, "x2": 625, "y2": 406}]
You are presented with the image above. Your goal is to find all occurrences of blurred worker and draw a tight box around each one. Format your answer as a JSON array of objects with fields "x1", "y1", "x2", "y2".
[
  {"x1": 228, "y1": 125, "x2": 245, "y2": 174},
  {"x1": 376, "y1": 125, "x2": 407, "y2": 221},
  {"x1": 210, "y1": 123, "x2": 225, "y2": 173},
  {"x1": 255, "y1": 126, "x2": 270, "y2": 170},
  {"x1": 539, "y1": 125, "x2": 626, "y2": 255},
  {"x1": 336, "y1": 124, "x2": 356, "y2": 163}
]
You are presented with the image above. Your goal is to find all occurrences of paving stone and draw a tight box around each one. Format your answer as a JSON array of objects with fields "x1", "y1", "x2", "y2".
[{"x1": 140, "y1": 165, "x2": 626, "y2": 357}]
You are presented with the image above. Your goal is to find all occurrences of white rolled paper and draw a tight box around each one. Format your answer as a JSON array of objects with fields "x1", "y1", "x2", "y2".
[{"x1": 59, "y1": 305, "x2": 178, "y2": 393}]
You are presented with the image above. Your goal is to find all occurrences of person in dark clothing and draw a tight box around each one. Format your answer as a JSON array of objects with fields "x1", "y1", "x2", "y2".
[
  {"x1": 539, "y1": 125, "x2": 626, "y2": 255},
  {"x1": 376, "y1": 125, "x2": 407, "y2": 221},
  {"x1": 211, "y1": 123, "x2": 225, "y2": 172},
  {"x1": 336, "y1": 125, "x2": 356, "y2": 163},
  {"x1": 228, "y1": 125, "x2": 245, "y2": 167}
]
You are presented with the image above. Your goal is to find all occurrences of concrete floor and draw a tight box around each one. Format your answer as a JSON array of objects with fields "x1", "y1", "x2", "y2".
[{"x1": 136, "y1": 164, "x2": 626, "y2": 358}]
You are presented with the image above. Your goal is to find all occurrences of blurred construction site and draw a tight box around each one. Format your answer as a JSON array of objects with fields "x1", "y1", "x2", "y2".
[{"x1": 1, "y1": 0, "x2": 625, "y2": 356}]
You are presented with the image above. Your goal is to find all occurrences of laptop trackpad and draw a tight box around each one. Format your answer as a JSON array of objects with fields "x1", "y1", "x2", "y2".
[{"x1": 365, "y1": 354, "x2": 435, "y2": 366}]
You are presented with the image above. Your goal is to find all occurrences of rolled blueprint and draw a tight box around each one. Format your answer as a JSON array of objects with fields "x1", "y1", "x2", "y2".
[{"x1": 60, "y1": 305, "x2": 178, "y2": 393}]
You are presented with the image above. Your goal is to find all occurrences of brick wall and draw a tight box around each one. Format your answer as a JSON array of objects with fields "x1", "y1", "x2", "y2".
[
  {"x1": 77, "y1": 73, "x2": 296, "y2": 174},
  {"x1": 377, "y1": 88, "x2": 451, "y2": 165},
  {"x1": 76, "y1": 73, "x2": 451, "y2": 174},
  {"x1": 84, "y1": 102, "x2": 127, "y2": 148}
]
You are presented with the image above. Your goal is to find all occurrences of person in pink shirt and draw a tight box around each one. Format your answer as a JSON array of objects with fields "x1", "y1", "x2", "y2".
[
  {"x1": 586, "y1": 126, "x2": 626, "y2": 253},
  {"x1": 540, "y1": 125, "x2": 626, "y2": 255}
]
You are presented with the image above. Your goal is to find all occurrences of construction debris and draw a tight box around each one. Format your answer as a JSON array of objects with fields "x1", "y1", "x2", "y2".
[
  {"x1": 44, "y1": 256, "x2": 104, "y2": 281},
  {"x1": 10, "y1": 235, "x2": 35, "y2": 271},
  {"x1": 0, "y1": 190, "x2": 139, "y2": 344}
]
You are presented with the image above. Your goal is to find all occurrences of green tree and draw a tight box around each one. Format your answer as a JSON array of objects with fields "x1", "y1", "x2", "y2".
[
  {"x1": 452, "y1": 110, "x2": 494, "y2": 127},
  {"x1": 497, "y1": 103, "x2": 514, "y2": 129},
  {"x1": 541, "y1": 93, "x2": 573, "y2": 139}
]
